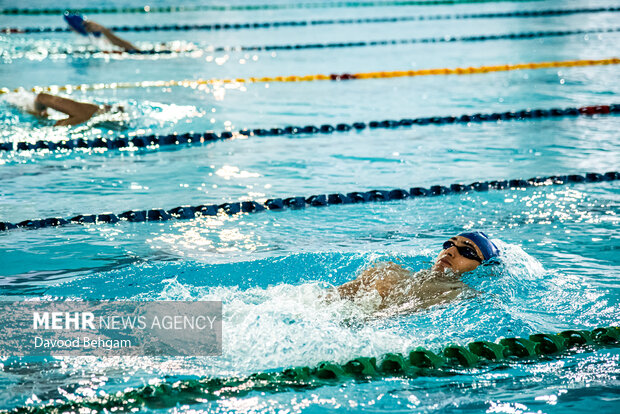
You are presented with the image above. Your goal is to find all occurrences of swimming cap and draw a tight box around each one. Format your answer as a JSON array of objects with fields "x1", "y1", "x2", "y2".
[
  {"x1": 63, "y1": 12, "x2": 101, "y2": 37},
  {"x1": 458, "y1": 231, "x2": 500, "y2": 261}
]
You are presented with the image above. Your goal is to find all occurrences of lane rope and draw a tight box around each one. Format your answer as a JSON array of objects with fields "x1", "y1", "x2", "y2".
[
  {"x1": 5, "y1": 327, "x2": 618, "y2": 413},
  {"x1": 0, "y1": 0, "x2": 544, "y2": 15},
  {"x1": 2, "y1": 104, "x2": 618, "y2": 154},
  {"x1": 2, "y1": 57, "x2": 618, "y2": 96},
  {"x1": 3, "y1": 7, "x2": 619, "y2": 34},
  {"x1": 31, "y1": 27, "x2": 620, "y2": 58},
  {"x1": 0, "y1": 171, "x2": 617, "y2": 232}
]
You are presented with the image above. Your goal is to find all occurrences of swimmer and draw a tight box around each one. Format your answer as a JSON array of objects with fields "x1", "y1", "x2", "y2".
[
  {"x1": 67, "y1": 16, "x2": 140, "y2": 53},
  {"x1": 65, "y1": 13, "x2": 198, "y2": 55},
  {"x1": 333, "y1": 231, "x2": 500, "y2": 314},
  {"x1": 21, "y1": 92, "x2": 125, "y2": 127}
]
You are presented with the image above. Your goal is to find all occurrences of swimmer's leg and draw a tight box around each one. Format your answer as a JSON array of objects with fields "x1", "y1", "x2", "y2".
[{"x1": 35, "y1": 93, "x2": 100, "y2": 126}]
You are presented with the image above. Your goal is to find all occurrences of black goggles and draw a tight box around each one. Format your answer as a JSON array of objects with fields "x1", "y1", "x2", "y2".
[{"x1": 442, "y1": 240, "x2": 482, "y2": 263}]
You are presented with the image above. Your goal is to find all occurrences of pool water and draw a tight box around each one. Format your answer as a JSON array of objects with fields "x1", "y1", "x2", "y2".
[{"x1": 0, "y1": 0, "x2": 619, "y2": 412}]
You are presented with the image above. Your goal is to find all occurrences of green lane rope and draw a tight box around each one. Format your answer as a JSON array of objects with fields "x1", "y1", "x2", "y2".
[
  {"x1": 6, "y1": 326, "x2": 618, "y2": 413},
  {"x1": 0, "y1": 0, "x2": 543, "y2": 15}
]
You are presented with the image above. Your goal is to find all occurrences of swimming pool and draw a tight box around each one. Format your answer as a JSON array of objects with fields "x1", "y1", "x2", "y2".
[{"x1": 1, "y1": 0, "x2": 619, "y2": 412}]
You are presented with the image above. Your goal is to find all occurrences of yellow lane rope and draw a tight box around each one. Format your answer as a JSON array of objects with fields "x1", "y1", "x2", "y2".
[{"x1": 1, "y1": 57, "x2": 618, "y2": 95}]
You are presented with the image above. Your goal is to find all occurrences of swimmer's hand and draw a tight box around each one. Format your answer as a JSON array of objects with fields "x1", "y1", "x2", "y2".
[
  {"x1": 23, "y1": 98, "x2": 49, "y2": 118},
  {"x1": 336, "y1": 261, "x2": 412, "y2": 302},
  {"x1": 26, "y1": 110, "x2": 48, "y2": 118}
]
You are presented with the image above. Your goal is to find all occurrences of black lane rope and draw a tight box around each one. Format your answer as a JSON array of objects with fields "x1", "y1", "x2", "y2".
[
  {"x1": 3, "y1": 7, "x2": 619, "y2": 34},
  {"x1": 51, "y1": 27, "x2": 620, "y2": 57},
  {"x1": 2, "y1": 104, "x2": 617, "y2": 155},
  {"x1": 0, "y1": 171, "x2": 617, "y2": 232},
  {"x1": 0, "y1": 0, "x2": 544, "y2": 15}
]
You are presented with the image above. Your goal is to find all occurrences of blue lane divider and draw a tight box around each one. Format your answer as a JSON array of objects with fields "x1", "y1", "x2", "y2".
[
  {"x1": 2, "y1": 104, "x2": 617, "y2": 154},
  {"x1": 3, "y1": 7, "x2": 619, "y2": 34},
  {"x1": 53, "y1": 27, "x2": 620, "y2": 57},
  {"x1": 0, "y1": 172, "x2": 617, "y2": 232}
]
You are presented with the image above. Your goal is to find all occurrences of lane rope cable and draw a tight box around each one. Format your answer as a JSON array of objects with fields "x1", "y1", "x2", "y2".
[
  {"x1": 0, "y1": 0, "x2": 544, "y2": 15},
  {"x1": 4, "y1": 327, "x2": 618, "y2": 413},
  {"x1": 1, "y1": 104, "x2": 618, "y2": 154},
  {"x1": 36, "y1": 27, "x2": 620, "y2": 58},
  {"x1": 2, "y1": 57, "x2": 618, "y2": 96},
  {"x1": 3, "y1": 7, "x2": 619, "y2": 34},
  {"x1": 0, "y1": 171, "x2": 617, "y2": 232}
]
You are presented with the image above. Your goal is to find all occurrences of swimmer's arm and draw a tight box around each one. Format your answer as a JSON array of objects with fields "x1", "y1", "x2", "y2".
[
  {"x1": 335, "y1": 262, "x2": 389, "y2": 300},
  {"x1": 53, "y1": 117, "x2": 91, "y2": 127},
  {"x1": 412, "y1": 280, "x2": 473, "y2": 311},
  {"x1": 337, "y1": 262, "x2": 412, "y2": 300},
  {"x1": 35, "y1": 93, "x2": 99, "y2": 126},
  {"x1": 83, "y1": 21, "x2": 140, "y2": 53},
  {"x1": 371, "y1": 263, "x2": 412, "y2": 300},
  {"x1": 416, "y1": 289, "x2": 461, "y2": 310},
  {"x1": 336, "y1": 277, "x2": 363, "y2": 300}
]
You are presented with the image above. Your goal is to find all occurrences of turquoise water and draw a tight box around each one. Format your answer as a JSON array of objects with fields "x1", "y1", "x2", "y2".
[{"x1": 0, "y1": 0, "x2": 619, "y2": 412}]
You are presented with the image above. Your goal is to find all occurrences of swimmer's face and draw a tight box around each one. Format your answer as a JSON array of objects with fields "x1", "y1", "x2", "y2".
[{"x1": 432, "y1": 236, "x2": 484, "y2": 275}]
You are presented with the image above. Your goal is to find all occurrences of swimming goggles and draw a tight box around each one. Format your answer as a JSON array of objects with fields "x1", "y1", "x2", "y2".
[{"x1": 442, "y1": 240, "x2": 482, "y2": 262}]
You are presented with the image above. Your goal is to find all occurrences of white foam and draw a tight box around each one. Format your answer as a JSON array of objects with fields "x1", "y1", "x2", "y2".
[
  {"x1": 3, "y1": 90, "x2": 37, "y2": 113},
  {"x1": 136, "y1": 278, "x2": 416, "y2": 375}
]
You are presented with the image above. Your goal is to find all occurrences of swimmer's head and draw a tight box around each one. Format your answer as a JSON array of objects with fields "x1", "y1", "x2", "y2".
[{"x1": 432, "y1": 231, "x2": 500, "y2": 275}]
